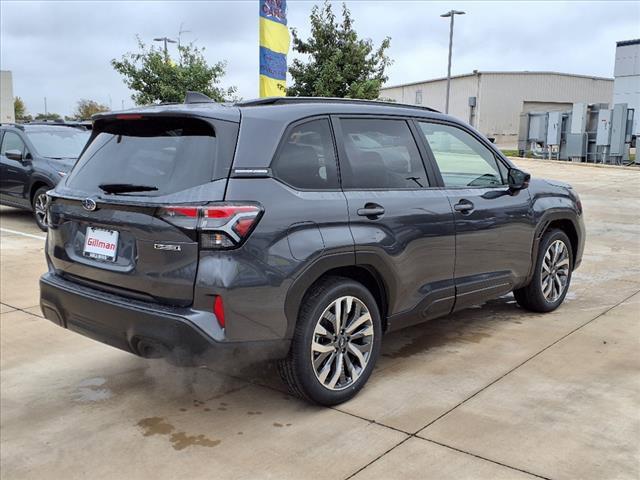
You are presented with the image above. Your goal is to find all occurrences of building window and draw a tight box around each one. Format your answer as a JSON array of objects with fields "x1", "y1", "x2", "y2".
[{"x1": 415, "y1": 90, "x2": 423, "y2": 105}]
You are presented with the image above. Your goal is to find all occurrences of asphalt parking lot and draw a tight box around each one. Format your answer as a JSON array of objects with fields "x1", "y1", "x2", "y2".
[{"x1": 1, "y1": 158, "x2": 638, "y2": 480}]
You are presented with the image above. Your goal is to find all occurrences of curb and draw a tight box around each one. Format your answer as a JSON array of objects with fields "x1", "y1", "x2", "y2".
[{"x1": 507, "y1": 157, "x2": 640, "y2": 172}]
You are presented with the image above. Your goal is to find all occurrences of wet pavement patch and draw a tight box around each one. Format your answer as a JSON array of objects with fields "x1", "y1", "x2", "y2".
[
  {"x1": 73, "y1": 377, "x2": 113, "y2": 402},
  {"x1": 137, "y1": 416, "x2": 221, "y2": 450}
]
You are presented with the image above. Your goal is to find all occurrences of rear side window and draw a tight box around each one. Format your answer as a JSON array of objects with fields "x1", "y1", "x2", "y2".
[
  {"x1": 67, "y1": 117, "x2": 228, "y2": 196},
  {"x1": 271, "y1": 119, "x2": 339, "y2": 190},
  {"x1": 339, "y1": 119, "x2": 428, "y2": 189}
]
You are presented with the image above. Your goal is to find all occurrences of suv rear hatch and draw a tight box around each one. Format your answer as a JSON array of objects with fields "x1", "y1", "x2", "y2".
[{"x1": 47, "y1": 112, "x2": 240, "y2": 307}]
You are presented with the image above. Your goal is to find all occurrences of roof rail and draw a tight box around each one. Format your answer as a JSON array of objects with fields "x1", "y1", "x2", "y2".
[
  {"x1": 0, "y1": 123, "x2": 24, "y2": 130},
  {"x1": 235, "y1": 96, "x2": 440, "y2": 113},
  {"x1": 24, "y1": 121, "x2": 90, "y2": 129}
]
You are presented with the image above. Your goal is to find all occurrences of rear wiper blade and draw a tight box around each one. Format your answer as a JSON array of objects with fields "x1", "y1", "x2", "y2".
[{"x1": 98, "y1": 183, "x2": 158, "y2": 194}]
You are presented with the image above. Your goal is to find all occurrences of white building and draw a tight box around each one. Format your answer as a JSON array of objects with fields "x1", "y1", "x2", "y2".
[
  {"x1": 379, "y1": 71, "x2": 614, "y2": 147},
  {"x1": 0, "y1": 70, "x2": 15, "y2": 123},
  {"x1": 613, "y1": 39, "x2": 640, "y2": 135}
]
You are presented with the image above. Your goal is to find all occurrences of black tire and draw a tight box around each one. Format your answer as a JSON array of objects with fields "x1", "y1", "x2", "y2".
[
  {"x1": 31, "y1": 186, "x2": 50, "y2": 231},
  {"x1": 514, "y1": 229, "x2": 573, "y2": 312},
  {"x1": 279, "y1": 275, "x2": 382, "y2": 406}
]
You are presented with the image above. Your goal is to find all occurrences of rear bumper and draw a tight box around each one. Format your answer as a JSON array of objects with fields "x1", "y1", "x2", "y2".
[{"x1": 39, "y1": 272, "x2": 290, "y2": 362}]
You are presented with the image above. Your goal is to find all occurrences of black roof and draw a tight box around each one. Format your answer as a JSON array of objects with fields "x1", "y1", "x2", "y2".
[
  {"x1": 1, "y1": 121, "x2": 90, "y2": 130},
  {"x1": 235, "y1": 96, "x2": 440, "y2": 113},
  {"x1": 91, "y1": 94, "x2": 460, "y2": 131}
]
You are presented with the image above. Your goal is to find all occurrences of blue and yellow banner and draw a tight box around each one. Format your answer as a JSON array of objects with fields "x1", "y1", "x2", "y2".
[{"x1": 259, "y1": 0, "x2": 289, "y2": 97}]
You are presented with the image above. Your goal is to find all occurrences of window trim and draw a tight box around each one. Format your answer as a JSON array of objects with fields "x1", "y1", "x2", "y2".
[
  {"x1": 331, "y1": 114, "x2": 435, "y2": 192},
  {"x1": 268, "y1": 115, "x2": 342, "y2": 192},
  {"x1": 412, "y1": 118, "x2": 512, "y2": 190}
]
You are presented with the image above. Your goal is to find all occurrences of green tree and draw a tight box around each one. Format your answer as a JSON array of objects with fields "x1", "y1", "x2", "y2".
[
  {"x1": 14, "y1": 97, "x2": 28, "y2": 121},
  {"x1": 71, "y1": 99, "x2": 109, "y2": 120},
  {"x1": 288, "y1": 1, "x2": 392, "y2": 99},
  {"x1": 111, "y1": 37, "x2": 237, "y2": 105},
  {"x1": 34, "y1": 112, "x2": 62, "y2": 121}
]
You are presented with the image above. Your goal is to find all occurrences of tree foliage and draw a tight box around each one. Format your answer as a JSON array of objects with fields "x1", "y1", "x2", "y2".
[
  {"x1": 288, "y1": 1, "x2": 392, "y2": 99},
  {"x1": 111, "y1": 37, "x2": 237, "y2": 105},
  {"x1": 34, "y1": 112, "x2": 62, "y2": 121},
  {"x1": 14, "y1": 97, "x2": 28, "y2": 121},
  {"x1": 71, "y1": 99, "x2": 109, "y2": 121}
]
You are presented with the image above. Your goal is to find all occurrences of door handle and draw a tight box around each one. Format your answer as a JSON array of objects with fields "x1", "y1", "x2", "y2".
[
  {"x1": 454, "y1": 200, "x2": 474, "y2": 213},
  {"x1": 357, "y1": 203, "x2": 385, "y2": 219}
]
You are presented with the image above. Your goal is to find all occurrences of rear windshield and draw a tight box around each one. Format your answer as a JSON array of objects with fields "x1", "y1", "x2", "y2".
[
  {"x1": 66, "y1": 117, "x2": 225, "y2": 196},
  {"x1": 26, "y1": 127, "x2": 90, "y2": 159}
]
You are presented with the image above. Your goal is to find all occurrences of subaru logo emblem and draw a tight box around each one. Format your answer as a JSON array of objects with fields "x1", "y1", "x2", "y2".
[{"x1": 82, "y1": 198, "x2": 97, "y2": 211}]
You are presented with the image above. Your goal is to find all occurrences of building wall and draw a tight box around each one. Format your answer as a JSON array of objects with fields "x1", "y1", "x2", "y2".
[
  {"x1": 380, "y1": 72, "x2": 614, "y2": 147},
  {"x1": 613, "y1": 41, "x2": 640, "y2": 135},
  {"x1": 380, "y1": 75, "x2": 480, "y2": 127},
  {"x1": 477, "y1": 73, "x2": 613, "y2": 139},
  {"x1": 0, "y1": 71, "x2": 15, "y2": 123}
]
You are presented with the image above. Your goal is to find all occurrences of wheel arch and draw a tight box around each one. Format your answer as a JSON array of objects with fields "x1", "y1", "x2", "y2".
[
  {"x1": 527, "y1": 211, "x2": 582, "y2": 283},
  {"x1": 29, "y1": 179, "x2": 53, "y2": 205},
  {"x1": 284, "y1": 254, "x2": 391, "y2": 337}
]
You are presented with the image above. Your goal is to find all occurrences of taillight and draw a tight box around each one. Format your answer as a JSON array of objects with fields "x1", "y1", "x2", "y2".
[{"x1": 157, "y1": 203, "x2": 262, "y2": 249}]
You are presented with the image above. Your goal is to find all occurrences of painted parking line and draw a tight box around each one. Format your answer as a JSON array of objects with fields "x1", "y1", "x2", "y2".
[{"x1": 0, "y1": 228, "x2": 47, "y2": 241}]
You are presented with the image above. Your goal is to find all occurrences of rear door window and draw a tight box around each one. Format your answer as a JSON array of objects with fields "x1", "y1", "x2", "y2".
[
  {"x1": 66, "y1": 117, "x2": 232, "y2": 196},
  {"x1": 271, "y1": 118, "x2": 339, "y2": 190},
  {"x1": 338, "y1": 118, "x2": 429, "y2": 189}
]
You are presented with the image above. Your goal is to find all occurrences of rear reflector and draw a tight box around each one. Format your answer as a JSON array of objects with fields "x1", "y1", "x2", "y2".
[
  {"x1": 157, "y1": 203, "x2": 262, "y2": 249},
  {"x1": 213, "y1": 295, "x2": 225, "y2": 328}
]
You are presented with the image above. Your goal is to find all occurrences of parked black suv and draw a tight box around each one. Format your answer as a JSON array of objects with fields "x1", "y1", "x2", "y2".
[
  {"x1": 40, "y1": 97, "x2": 584, "y2": 405},
  {"x1": 0, "y1": 122, "x2": 91, "y2": 230}
]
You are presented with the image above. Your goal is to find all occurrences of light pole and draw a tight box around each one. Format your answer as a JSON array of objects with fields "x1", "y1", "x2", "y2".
[
  {"x1": 153, "y1": 36, "x2": 177, "y2": 61},
  {"x1": 440, "y1": 10, "x2": 465, "y2": 114}
]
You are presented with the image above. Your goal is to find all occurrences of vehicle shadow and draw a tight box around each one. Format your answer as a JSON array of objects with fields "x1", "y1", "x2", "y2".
[
  {"x1": 0, "y1": 206, "x2": 38, "y2": 230},
  {"x1": 202, "y1": 294, "x2": 526, "y2": 391}
]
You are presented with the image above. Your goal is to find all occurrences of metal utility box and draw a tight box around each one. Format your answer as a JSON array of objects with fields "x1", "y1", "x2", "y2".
[
  {"x1": 609, "y1": 104, "x2": 628, "y2": 156},
  {"x1": 571, "y1": 103, "x2": 588, "y2": 134},
  {"x1": 595, "y1": 109, "x2": 612, "y2": 146},
  {"x1": 566, "y1": 133, "x2": 586, "y2": 158},
  {"x1": 547, "y1": 111, "x2": 562, "y2": 145},
  {"x1": 518, "y1": 102, "x2": 633, "y2": 163},
  {"x1": 528, "y1": 113, "x2": 547, "y2": 143}
]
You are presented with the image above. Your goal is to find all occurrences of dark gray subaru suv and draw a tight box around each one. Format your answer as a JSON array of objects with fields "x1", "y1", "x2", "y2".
[{"x1": 40, "y1": 96, "x2": 584, "y2": 405}]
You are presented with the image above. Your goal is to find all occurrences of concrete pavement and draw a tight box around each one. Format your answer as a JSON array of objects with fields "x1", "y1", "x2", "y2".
[{"x1": 1, "y1": 159, "x2": 639, "y2": 479}]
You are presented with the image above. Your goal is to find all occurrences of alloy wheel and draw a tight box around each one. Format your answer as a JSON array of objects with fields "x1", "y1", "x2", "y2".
[
  {"x1": 311, "y1": 295, "x2": 374, "y2": 391},
  {"x1": 34, "y1": 193, "x2": 48, "y2": 227},
  {"x1": 541, "y1": 239, "x2": 570, "y2": 303}
]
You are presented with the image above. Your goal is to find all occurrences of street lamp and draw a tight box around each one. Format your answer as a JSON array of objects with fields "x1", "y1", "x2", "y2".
[
  {"x1": 153, "y1": 36, "x2": 177, "y2": 61},
  {"x1": 440, "y1": 10, "x2": 465, "y2": 114}
]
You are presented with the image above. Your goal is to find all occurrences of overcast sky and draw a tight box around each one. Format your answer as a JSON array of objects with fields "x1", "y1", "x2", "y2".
[{"x1": 1, "y1": 1, "x2": 638, "y2": 116}]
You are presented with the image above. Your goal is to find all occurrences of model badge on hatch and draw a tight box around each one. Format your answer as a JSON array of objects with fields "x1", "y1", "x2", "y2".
[{"x1": 154, "y1": 244, "x2": 181, "y2": 251}]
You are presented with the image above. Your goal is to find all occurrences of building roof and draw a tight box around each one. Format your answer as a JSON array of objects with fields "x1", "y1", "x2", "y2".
[
  {"x1": 381, "y1": 70, "x2": 614, "y2": 90},
  {"x1": 617, "y1": 39, "x2": 640, "y2": 47}
]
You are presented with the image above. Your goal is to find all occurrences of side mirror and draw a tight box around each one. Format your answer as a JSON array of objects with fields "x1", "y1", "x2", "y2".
[
  {"x1": 4, "y1": 149, "x2": 23, "y2": 161},
  {"x1": 508, "y1": 168, "x2": 531, "y2": 191}
]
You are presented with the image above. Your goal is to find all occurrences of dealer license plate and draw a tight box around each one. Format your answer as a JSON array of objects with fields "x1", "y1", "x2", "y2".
[{"x1": 83, "y1": 226, "x2": 119, "y2": 262}]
